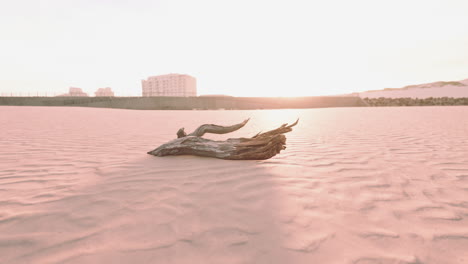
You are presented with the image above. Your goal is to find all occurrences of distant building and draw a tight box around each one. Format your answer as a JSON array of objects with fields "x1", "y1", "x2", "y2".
[
  {"x1": 95, "y1": 87, "x2": 114, "y2": 97},
  {"x1": 57, "y1": 87, "x2": 88, "y2": 97},
  {"x1": 69, "y1": 87, "x2": 88, "y2": 97},
  {"x1": 142, "y1": 74, "x2": 196, "y2": 97}
]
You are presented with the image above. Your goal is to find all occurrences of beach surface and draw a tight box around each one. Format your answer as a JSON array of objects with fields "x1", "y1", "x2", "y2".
[{"x1": 1, "y1": 106, "x2": 468, "y2": 264}]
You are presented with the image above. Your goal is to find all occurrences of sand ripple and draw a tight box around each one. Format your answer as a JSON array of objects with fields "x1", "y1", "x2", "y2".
[{"x1": 1, "y1": 106, "x2": 468, "y2": 263}]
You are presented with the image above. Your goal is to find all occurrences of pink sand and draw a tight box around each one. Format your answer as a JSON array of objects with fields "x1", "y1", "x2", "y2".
[{"x1": 1, "y1": 106, "x2": 468, "y2": 264}]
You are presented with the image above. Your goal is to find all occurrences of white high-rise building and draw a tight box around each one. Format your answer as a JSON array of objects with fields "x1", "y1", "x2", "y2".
[{"x1": 142, "y1": 74, "x2": 196, "y2": 97}]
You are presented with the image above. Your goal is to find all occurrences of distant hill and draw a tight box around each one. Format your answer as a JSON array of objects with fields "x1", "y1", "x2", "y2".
[{"x1": 358, "y1": 78, "x2": 468, "y2": 98}]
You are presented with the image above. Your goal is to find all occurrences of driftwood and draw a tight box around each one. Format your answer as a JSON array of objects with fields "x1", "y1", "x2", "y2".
[{"x1": 147, "y1": 119, "x2": 299, "y2": 160}]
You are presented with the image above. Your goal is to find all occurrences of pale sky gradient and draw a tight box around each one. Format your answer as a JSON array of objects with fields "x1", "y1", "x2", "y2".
[{"x1": 1, "y1": 0, "x2": 468, "y2": 97}]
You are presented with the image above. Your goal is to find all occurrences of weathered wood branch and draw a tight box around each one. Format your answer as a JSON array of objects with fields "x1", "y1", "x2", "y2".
[
  {"x1": 177, "y1": 118, "x2": 250, "y2": 138},
  {"x1": 148, "y1": 119, "x2": 299, "y2": 160}
]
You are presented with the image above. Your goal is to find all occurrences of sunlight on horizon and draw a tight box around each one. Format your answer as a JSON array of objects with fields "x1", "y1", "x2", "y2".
[{"x1": 1, "y1": 0, "x2": 468, "y2": 97}]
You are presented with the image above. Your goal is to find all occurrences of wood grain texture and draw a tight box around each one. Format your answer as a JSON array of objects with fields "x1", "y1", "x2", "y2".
[{"x1": 148, "y1": 119, "x2": 298, "y2": 160}]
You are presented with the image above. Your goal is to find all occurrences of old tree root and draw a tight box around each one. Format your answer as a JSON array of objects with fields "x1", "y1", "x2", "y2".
[{"x1": 147, "y1": 119, "x2": 299, "y2": 160}]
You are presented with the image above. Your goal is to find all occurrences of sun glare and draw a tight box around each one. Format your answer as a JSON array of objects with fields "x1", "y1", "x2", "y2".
[{"x1": 1, "y1": 0, "x2": 468, "y2": 96}]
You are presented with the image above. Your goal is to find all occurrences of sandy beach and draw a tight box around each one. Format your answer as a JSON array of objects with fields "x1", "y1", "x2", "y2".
[{"x1": 1, "y1": 106, "x2": 468, "y2": 264}]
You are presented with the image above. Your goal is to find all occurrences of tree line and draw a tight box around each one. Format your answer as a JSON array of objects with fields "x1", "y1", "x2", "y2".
[{"x1": 363, "y1": 97, "x2": 468, "y2": 106}]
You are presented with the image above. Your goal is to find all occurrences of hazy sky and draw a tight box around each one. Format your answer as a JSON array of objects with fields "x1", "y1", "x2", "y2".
[{"x1": 1, "y1": 0, "x2": 468, "y2": 97}]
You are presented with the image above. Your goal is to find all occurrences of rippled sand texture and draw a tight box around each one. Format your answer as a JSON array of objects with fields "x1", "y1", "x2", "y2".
[{"x1": 1, "y1": 106, "x2": 468, "y2": 264}]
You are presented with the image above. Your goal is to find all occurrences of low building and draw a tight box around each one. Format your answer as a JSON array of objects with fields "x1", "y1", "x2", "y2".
[
  {"x1": 57, "y1": 87, "x2": 88, "y2": 97},
  {"x1": 95, "y1": 87, "x2": 114, "y2": 97},
  {"x1": 69, "y1": 87, "x2": 88, "y2": 97},
  {"x1": 142, "y1": 73, "x2": 196, "y2": 97}
]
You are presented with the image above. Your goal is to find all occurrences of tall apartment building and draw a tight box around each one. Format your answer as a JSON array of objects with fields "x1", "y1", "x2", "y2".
[{"x1": 142, "y1": 74, "x2": 196, "y2": 97}]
